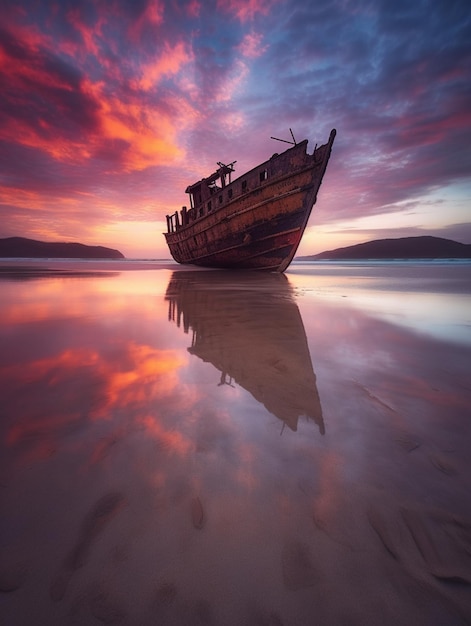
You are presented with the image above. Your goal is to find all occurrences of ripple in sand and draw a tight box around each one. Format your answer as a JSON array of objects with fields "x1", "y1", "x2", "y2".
[
  {"x1": 401, "y1": 508, "x2": 471, "y2": 585},
  {"x1": 367, "y1": 507, "x2": 401, "y2": 560}
]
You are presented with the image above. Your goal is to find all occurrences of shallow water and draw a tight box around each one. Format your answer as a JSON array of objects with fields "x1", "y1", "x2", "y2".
[{"x1": 1, "y1": 260, "x2": 470, "y2": 625}]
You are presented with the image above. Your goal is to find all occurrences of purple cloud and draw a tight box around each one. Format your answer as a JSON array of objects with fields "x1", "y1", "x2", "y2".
[{"x1": 0, "y1": 0, "x2": 469, "y2": 256}]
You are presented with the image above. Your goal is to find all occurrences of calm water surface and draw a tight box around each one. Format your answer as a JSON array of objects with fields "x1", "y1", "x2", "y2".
[{"x1": 1, "y1": 260, "x2": 470, "y2": 625}]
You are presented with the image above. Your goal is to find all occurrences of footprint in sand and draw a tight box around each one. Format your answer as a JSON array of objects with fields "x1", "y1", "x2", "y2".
[
  {"x1": 50, "y1": 492, "x2": 126, "y2": 601},
  {"x1": 395, "y1": 435, "x2": 421, "y2": 452},
  {"x1": 191, "y1": 497, "x2": 205, "y2": 529},
  {"x1": 429, "y1": 454, "x2": 457, "y2": 476}
]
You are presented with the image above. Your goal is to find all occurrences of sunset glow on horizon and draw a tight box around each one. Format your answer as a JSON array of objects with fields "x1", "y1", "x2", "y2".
[{"x1": 1, "y1": 0, "x2": 470, "y2": 258}]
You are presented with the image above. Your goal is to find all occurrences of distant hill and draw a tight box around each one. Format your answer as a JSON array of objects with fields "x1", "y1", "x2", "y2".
[
  {"x1": 0, "y1": 237, "x2": 125, "y2": 259},
  {"x1": 299, "y1": 236, "x2": 471, "y2": 260}
]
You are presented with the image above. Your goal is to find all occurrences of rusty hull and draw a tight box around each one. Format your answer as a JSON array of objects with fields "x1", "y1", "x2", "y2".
[{"x1": 164, "y1": 129, "x2": 336, "y2": 272}]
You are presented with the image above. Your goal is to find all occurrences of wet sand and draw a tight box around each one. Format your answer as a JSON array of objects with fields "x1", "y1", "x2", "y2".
[{"x1": 0, "y1": 260, "x2": 470, "y2": 625}]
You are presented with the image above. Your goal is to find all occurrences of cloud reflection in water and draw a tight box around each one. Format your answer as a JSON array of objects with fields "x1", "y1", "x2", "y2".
[{"x1": 0, "y1": 265, "x2": 470, "y2": 625}]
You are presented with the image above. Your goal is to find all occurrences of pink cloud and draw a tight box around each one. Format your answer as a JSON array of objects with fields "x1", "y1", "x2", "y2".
[
  {"x1": 0, "y1": 22, "x2": 196, "y2": 172},
  {"x1": 217, "y1": 0, "x2": 278, "y2": 22},
  {"x1": 127, "y1": 0, "x2": 165, "y2": 42},
  {"x1": 237, "y1": 31, "x2": 268, "y2": 58},
  {"x1": 134, "y1": 40, "x2": 193, "y2": 91},
  {"x1": 186, "y1": 0, "x2": 201, "y2": 18},
  {"x1": 64, "y1": 6, "x2": 106, "y2": 57}
]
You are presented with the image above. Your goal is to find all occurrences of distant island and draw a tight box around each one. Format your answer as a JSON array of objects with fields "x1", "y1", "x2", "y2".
[
  {"x1": 299, "y1": 236, "x2": 471, "y2": 260},
  {"x1": 0, "y1": 237, "x2": 125, "y2": 259}
]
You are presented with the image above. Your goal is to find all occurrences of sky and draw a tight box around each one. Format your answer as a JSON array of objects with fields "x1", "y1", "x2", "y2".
[{"x1": 1, "y1": 0, "x2": 470, "y2": 259}]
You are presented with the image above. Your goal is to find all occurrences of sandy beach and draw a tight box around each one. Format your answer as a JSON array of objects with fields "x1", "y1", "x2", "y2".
[{"x1": 1, "y1": 260, "x2": 470, "y2": 625}]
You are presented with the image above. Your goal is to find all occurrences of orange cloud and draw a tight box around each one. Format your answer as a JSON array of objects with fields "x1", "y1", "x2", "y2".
[
  {"x1": 89, "y1": 89, "x2": 183, "y2": 170},
  {"x1": 0, "y1": 21, "x2": 194, "y2": 172},
  {"x1": 134, "y1": 41, "x2": 192, "y2": 91},
  {"x1": 0, "y1": 44, "x2": 97, "y2": 160},
  {"x1": 3, "y1": 121, "x2": 92, "y2": 162}
]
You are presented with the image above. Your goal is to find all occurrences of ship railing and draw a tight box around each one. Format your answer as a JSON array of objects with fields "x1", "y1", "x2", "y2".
[{"x1": 166, "y1": 211, "x2": 180, "y2": 233}]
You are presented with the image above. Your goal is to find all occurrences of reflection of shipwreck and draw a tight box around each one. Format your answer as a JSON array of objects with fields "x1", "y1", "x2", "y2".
[{"x1": 165, "y1": 271, "x2": 324, "y2": 434}]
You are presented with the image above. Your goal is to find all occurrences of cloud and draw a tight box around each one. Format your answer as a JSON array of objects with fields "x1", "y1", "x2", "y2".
[
  {"x1": 133, "y1": 40, "x2": 193, "y2": 91},
  {"x1": 127, "y1": 0, "x2": 165, "y2": 42},
  {"x1": 0, "y1": 26, "x2": 100, "y2": 159},
  {"x1": 0, "y1": 8, "x2": 195, "y2": 172},
  {"x1": 237, "y1": 31, "x2": 268, "y2": 58},
  {"x1": 217, "y1": 0, "x2": 278, "y2": 22},
  {"x1": 0, "y1": 0, "x2": 469, "y2": 255}
]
